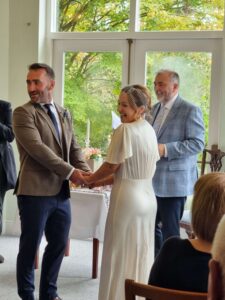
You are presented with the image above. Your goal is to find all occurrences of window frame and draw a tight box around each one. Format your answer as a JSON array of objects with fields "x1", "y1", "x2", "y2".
[{"x1": 48, "y1": 0, "x2": 225, "y2": 150}]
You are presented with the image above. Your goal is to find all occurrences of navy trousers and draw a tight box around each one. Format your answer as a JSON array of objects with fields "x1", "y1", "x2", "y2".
[
  {"x1": 154, "y1": 196, "x2": 186, "y2": 257},
  {"x1": 16, "y1": 192, "x2": 71, "y2": 300}
]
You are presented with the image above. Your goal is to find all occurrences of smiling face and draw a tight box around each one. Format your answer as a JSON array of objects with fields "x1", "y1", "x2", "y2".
[
  {"x1": 154, "y1": 72, "x2": 179, "y2": 103},
  {"x1": 117, "y1": 91, "x2": 144, "y2": 123},
  {"x1": 26, "y1": 68, "x2": 55, "y2": 104}
]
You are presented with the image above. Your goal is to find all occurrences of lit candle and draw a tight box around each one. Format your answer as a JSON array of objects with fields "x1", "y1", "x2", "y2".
[{"x1": 85, "y1": 118, "x2": 90, "y2": 147}]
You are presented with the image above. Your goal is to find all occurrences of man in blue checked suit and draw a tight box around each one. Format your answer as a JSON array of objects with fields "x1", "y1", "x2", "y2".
[{"x1": 149, "y1": 69, "x2": 205, "y2": 257}]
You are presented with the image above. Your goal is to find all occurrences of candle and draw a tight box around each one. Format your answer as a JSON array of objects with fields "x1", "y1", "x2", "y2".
[{"x1": 85, "y1": 118, "x2": 90, "y2": 147}]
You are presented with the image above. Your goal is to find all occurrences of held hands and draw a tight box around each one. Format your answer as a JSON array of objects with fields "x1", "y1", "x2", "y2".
[
  {"x1": 81, "y1": 172, "x2": 95, "y2": 187},
  {"x1": 70, "y1": 169, "x2": 92, "y2": 186},
  {"x1": 69, "y1": 169, "x2": 102, "y2": 189}
]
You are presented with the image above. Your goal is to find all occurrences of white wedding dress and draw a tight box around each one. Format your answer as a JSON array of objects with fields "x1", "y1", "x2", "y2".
[{"x1": 98, "y1": 118, "x2": 159, "y2": 300}]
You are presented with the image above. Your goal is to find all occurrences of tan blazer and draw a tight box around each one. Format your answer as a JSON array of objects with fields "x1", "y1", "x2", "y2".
[{"x1": 13, "y1": 101, "x2": 90, "y2": 196}]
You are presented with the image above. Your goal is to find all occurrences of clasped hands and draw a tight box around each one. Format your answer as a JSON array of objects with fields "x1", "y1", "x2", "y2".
[{"x1": 70, "y1": 169, "x2": 94, "y2": 188}]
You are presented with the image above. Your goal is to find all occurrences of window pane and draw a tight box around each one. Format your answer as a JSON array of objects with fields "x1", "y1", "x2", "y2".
[
  {"x1": 57, "y1": 0, "x2": 129, "y2": 32},
  {"x1": 146, "y1": 52, "x2": 211, "y2": 144},
  {"x1": 63, "y1": 51, "x2": 122, "y2": 152},
  {"x1": 140, "y1": 0, "x2": 224, "y2": 31}
]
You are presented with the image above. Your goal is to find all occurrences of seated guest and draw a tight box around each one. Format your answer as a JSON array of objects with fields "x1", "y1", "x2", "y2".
[
  {"x1": 208, "y1": 214, "x2": 225, "y2": 300},
  {"x1": 148, "y1": 172, "x2": 225, "y2": 292}
]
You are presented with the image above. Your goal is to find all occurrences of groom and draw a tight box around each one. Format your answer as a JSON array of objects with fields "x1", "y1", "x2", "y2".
[{"x1": 13, "y1": 63, "x2": 90, "y2": 299}]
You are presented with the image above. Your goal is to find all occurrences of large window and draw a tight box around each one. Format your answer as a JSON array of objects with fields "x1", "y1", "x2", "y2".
[
  {"x1": 51, "y1": 0, "x2": 225, "y2": 150},
  {"x1": 64, "y1": 51, "x2": 122, "y2": 151},
  {"x1": 140, "y1": 0, "x2": 224, "y2": 31},
  {"x1": 55, "y1": 0, "x2": 224, "y2": 32},
  {"x1": 56, "y1": 0, "x2": 130, "y2": 32}
]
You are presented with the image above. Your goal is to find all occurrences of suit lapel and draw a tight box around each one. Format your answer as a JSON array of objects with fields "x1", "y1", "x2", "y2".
[
  {"x1": 151, "y1": 103, "x2": 161, "y2": 126},
  {"x1": 34, "y1": 103, "x2": 62, "y2": 146}
]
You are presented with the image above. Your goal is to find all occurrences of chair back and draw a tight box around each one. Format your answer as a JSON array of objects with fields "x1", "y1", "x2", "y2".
[
  {"x1": 125, "y1": 279, "x2": 207, "y2": 300},
  {"x1": 200, "y1": 144, "x2": 225, "y2": 175},
  {"x1": 180, "y1": 144, "x2": 225, "y2": 238}
]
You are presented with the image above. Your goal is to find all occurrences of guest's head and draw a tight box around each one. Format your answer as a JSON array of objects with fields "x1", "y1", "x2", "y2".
[
  {"x1": 154, "y1": 69, "x2": 179, "y2": 103},
  {"x1": 119, "y1": 84, "x2": 151, "y2": 123},
  {"x1": 191, "y1": 172, "x2": 225, "y2": 243},
  {"x1": 208, "y1": 214, "x2": 225, "y2": 300}
]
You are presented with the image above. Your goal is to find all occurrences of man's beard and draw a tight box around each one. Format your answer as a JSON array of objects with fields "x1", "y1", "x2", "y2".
[{"x1": 29, "y1": 92, "x2": 46, "y2": 103}]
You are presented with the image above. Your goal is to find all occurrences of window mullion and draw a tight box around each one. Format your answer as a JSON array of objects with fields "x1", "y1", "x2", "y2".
[{"x1": 129, "y1": 0, "x2": 140, "y2": 33}]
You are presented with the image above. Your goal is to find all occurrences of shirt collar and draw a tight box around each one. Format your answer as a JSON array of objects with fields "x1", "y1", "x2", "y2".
[
  {"x1": 40, "y1": 100, "x2": 54, "y2": 108},
  {"x1": 161, "y1": 93, "x2": 178, "y2": 110}
]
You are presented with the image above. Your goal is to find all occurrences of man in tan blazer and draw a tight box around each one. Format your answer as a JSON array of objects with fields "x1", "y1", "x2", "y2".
[{"x1": 13, "y1": 63, "x2": 90, "y2": 300}]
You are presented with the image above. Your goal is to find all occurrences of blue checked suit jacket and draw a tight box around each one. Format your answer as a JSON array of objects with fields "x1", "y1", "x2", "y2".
[{"x1": 150, "y1": 96, "x2": 205, "y2": 197}]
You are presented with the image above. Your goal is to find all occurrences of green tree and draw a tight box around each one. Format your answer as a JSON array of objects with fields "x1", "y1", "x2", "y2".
[
  {"x1": 58, "y1": 1, "x2": 129, "y2": 151},
  {"x1": 140, "y1": 0, "x2": 224, "y2": 31},
  {"x1": 58, "y1": 0, "x2": 129, "y2": 32},
  {"x1": 64, "y1": 51, "x2": 122, "y2": 151},
  {"x1": 57, "y1": 0, "x2": 223, "y2": 149}
]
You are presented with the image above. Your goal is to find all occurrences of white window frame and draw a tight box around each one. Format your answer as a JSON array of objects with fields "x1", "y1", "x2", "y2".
[
  {"x1": 130, "y1": 34, "x2": 223, "y2": 146},
  {"x1": 52, "y1": 38, "x2": 129, "y2": 105},
  {"x1": 47, "y1": 0, "x2": 225, "y2": 150}
]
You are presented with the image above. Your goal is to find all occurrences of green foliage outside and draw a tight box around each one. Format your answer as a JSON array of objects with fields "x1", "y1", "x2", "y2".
[
  {"x1": 57, "y1": 0, "x2": 224, "y2": 32},
  {"x1": 140, "y1": 0, "x2": 224, "y2": 31},
  {"x1": 64, "y1": 51, "x2": 122, "y2": 152},
  {"x1": 57, "y1": 0, "x2": 130, "y2": 32},
  {"x1": 57, "y1": 0, "x2": 224, "y2": 151}
]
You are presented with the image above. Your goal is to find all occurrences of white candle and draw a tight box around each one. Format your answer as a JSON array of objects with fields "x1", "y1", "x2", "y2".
[{"x1": 86, "y1": 119, "x2": 90, "y2": 147}]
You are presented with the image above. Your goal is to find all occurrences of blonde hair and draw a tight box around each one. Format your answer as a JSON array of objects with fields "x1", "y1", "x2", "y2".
[
  {"x1": 121, "y1": 84, "x2": 151, "y2": 113},
  {"x1": 191, "y1": 172, "x2": 225, "y2": 242}
]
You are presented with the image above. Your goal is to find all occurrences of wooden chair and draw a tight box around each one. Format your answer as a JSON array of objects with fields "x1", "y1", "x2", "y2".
[
  {"x1": 200, "y1": 144, "x2": 225, "y2": 176},
  {"x1": 125, "y1": 279, "x2": 207, "y2": 300},
  {"x1": 180, "y1": 144, "x2": 225, "y2": 238}
]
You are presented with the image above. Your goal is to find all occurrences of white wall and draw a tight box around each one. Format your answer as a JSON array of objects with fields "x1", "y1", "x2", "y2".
[
  {"x1": 1, "y1": 0, "x2": 46, "y2": 234},
  {"x1": 0, "y1": 0, "x2": 9, "y2": 99},
  {"x1": 9, "y1": 0, "x2": 39, "y2": 107},
  {"x1": 219, "y1": 39, "x2": 225, "y2": 152}
]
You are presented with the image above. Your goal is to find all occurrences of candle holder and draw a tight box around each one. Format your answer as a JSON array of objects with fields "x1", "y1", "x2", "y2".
[{"x1": 85, "y1": 138, "x2": 90, "y2": 148}]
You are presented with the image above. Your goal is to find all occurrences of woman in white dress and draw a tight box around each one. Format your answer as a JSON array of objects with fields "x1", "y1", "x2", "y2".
[{"x1": 83, "y1": 85, "x2": 159, "y2": 300}]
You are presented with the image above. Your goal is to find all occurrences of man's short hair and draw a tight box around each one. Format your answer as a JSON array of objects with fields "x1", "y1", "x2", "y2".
[
  {"x1": 28, "y1": 63, "x2": 55, "y2": 80},
  {"x1": 155, "y1": 69, "x2": 180, "y2": 85}
]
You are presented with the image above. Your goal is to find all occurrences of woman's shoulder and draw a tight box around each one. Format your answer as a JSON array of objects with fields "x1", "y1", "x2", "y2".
[
  {"x1": 161, "y1": 237, "x2": 190, "y2": 253},
  {"x1": 162, "y1": 237, "x2": 211, "y2": 258},
  {"x1": 152, "y1": 238, "x2": 195, "y2": 270},
  {"x1": 114, "y1": 119, "x2": 155, "y2": 137}
]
